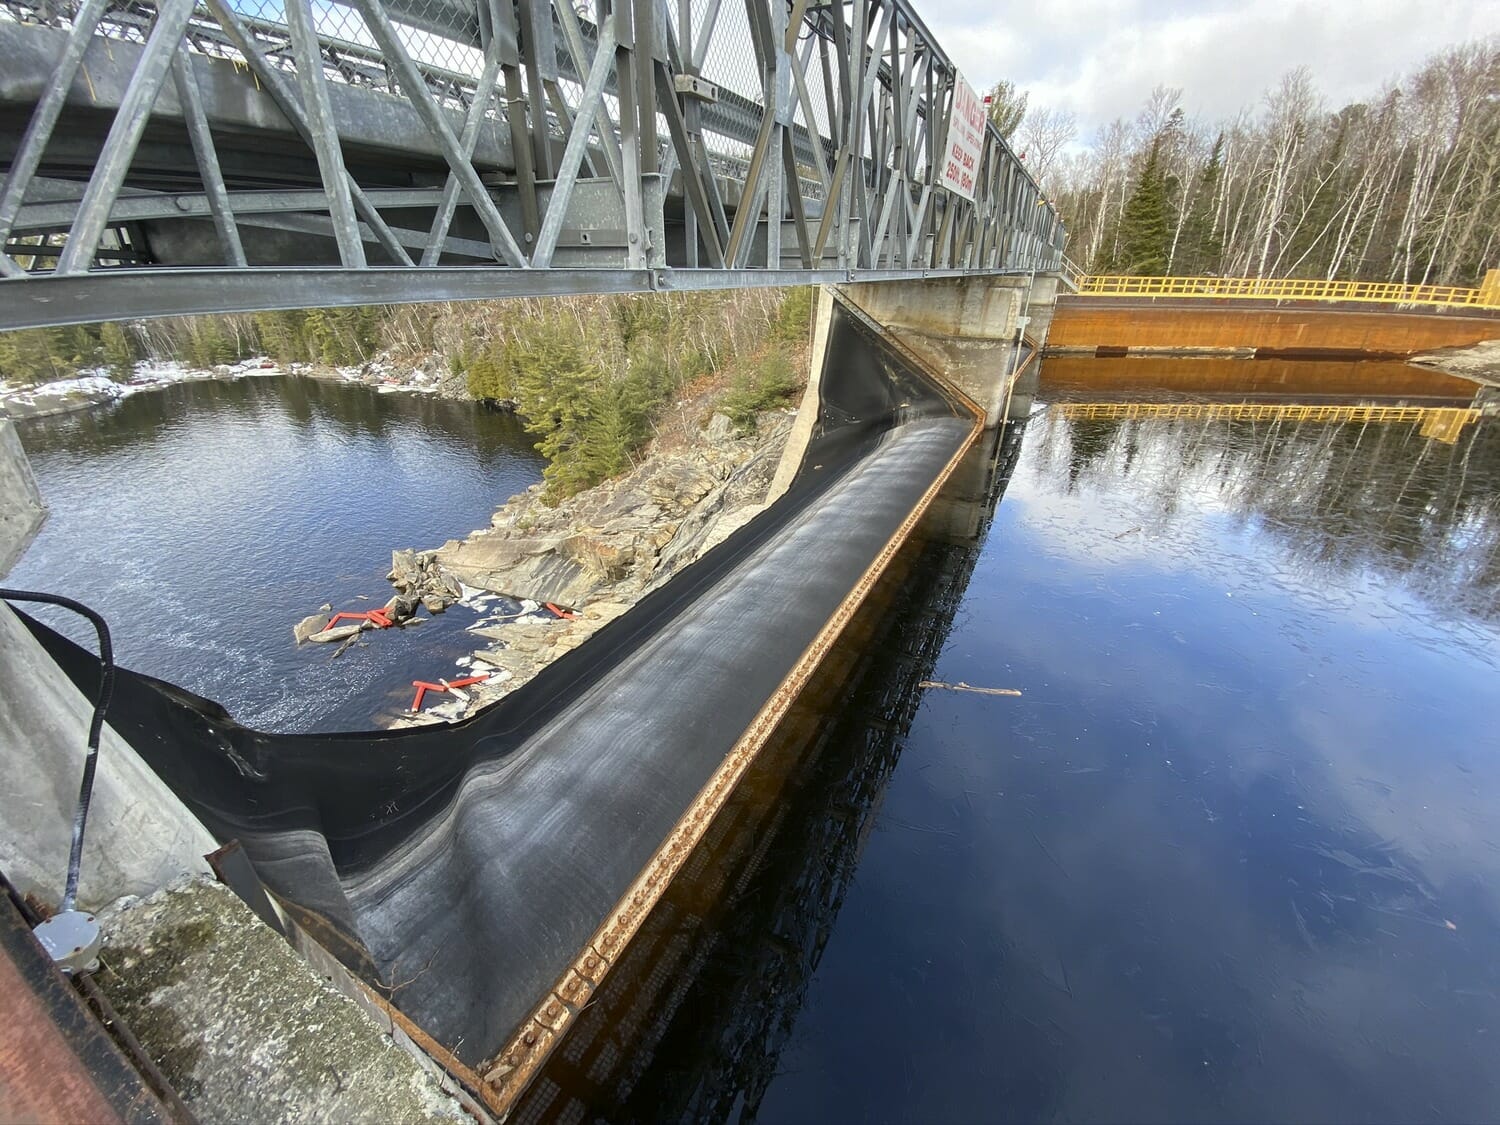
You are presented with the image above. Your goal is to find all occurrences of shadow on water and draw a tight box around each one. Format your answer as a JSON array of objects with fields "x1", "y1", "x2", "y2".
[{"x1": 511, "y1": 424, "x2": 1028, "y2": 1123}]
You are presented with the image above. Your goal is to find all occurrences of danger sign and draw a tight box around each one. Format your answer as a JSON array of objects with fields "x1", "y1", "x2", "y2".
[{"x1": 939, "y1": 74, "x2": 985, "y2": 201}]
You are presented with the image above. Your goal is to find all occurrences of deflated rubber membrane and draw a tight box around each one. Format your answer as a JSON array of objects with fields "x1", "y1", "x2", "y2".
[{"x1": 23, "y1": 297, "x2": 978, "y2": 1071}]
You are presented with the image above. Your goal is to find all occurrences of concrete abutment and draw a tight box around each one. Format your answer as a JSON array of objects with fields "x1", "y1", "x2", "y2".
[{"x1": 836, "y1": 273, "x2": 1061, "y2": 425}]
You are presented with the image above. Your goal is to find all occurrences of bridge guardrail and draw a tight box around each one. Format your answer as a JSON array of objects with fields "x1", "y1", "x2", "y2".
[{"x1": 1075, "y1": 274, "x2": 1500, "y2": 311}]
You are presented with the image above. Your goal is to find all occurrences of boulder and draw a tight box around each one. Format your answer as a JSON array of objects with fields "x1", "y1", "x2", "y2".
[
  {"x1": 307, "y1": 623, "x2": 363, "y2": 643},
  {"x1": 293, "y1": 613, "x2": 331, "y2": 644},
  {"x1": 705, "y1": 412, "x2": 735, "y2": 442},
  {"x1": 421, "y1": 593, "x2": 449, "y2": 613},
  {"x1": 383, "y1": 594, "x2": 419, "y2": 623},
  {"x1": 561, "y1": 534, "x2": 635, "y2": 582},
  {"x1": 388, "y1": 549, "x2": 418, "y2": 587},
  {"x1": 642, "y1": 458, "x2": 718, "y2": 514}
]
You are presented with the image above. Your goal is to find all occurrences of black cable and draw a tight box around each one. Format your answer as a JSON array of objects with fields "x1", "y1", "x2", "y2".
[{"x1": 1, "y1": 588, "x2": 115, "y2": 913}]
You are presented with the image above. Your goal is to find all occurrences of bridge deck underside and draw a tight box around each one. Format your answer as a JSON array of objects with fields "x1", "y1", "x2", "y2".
[{"x1": 29, "y1": 298, "x2": 979, "y2": 1115}]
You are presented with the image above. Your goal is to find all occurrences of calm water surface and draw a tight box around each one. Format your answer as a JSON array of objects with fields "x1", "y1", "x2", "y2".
[
  {"x1": 758, "y1": 405, "x2": 1500, "y2": 1122},
  {"x1": 523, "y1": 363, "x2": 1500, "y2": 1123},
  {"x1": 11, "y1": 375, "x2": 542, "y2": 731},
  {"x1": 12, "y1": 360, "x2": 1500, "y2": 1121}
]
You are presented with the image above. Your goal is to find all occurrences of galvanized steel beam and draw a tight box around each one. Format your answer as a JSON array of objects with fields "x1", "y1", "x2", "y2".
[{"x1": 0, "y1": 0, "x2": 1065, "y2": 326}]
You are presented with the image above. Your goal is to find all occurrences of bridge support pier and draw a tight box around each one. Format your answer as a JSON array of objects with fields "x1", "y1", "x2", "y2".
[{"x1": 838, "y1": 274, "x2": 1059, "y2": 426}]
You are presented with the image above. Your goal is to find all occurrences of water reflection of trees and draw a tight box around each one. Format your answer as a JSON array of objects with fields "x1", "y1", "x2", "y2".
[{"x1": 1035, "y1": 410, "x2": 1500, "y2": 619}]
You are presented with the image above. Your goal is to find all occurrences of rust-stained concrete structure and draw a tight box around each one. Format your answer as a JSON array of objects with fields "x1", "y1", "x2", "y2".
[
  {"x1": 838, "y1": 274, "x2": 1059, "y2": 425},
  {"x1": 1048, "y1": 298, "x2": 1500, "y2": 357},
  {"x1": 770, "y1": 276, "x2": 1059, "y2": 499},
  {"x1": 1039, "y1": 354, "x2": 1483, "y2": 402}
]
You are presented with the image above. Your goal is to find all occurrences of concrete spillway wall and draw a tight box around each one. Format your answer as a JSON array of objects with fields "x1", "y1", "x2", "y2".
[
  {"x1": 837, "y1": 273, "x2": 1060, "y2": 425},
  {"x1": 1049, "y1": 297, "x2": 1500, "y2": 357}
]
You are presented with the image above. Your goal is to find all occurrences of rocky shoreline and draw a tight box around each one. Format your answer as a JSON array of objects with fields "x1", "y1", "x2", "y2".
[
  {"x1": 388, "y1": 408, "x2": 797, "y2": 727},
  {"x1": 9, "y1": 337, "x2": 804, "y2": 728}
]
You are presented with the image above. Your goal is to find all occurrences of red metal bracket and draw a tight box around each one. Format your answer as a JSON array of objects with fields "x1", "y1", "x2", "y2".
[
  {"x1": 410, "y1": 674, "x2": 491, "y2": 712},
  {"x1": 323, "y1": 608, "x2": 394, "y2": 631}
]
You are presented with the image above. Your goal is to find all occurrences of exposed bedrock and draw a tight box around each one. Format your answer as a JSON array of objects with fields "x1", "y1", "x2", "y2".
[{"x1": 434, "y1": 412, "x2": 794, "y2": 609}]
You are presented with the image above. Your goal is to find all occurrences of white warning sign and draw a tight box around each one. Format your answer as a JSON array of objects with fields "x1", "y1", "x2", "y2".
[{"x1": 940, "y1": 74, "x2": 985, "y2": 201}]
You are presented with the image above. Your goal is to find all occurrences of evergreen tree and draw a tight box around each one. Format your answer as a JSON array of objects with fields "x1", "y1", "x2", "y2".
[
  {"x1": 1115, "y1": 140, "x2": 1173, "y2": 275},
  {"x1": 984, "y1": 80, "x2": 1029, "y2": 140},
  {"x1": 100, "y1": 321, "x2": 137, "y2": 381},
  {"x1": 507, "y1": 317, "x2": 608, "y2": 499},
  {"x1": 465, "y1": 343, "x2": 513, "y2": 402},
  {"x1": 0, "y1": 329, "x2": 63, "y2": 384},
  {"x1": 580, "y1": 382, "x2": 648, "y2": 481}
]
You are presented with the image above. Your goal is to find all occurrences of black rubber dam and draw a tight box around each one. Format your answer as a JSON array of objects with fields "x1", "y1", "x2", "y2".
[{"x1": 23, "y1": 297, "x2": 980, "y2": 1095}]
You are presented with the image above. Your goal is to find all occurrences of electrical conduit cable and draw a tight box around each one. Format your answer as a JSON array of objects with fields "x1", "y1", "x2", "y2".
[{"x1": 0, "y1": 588, "x2": 115, "y2": 914}]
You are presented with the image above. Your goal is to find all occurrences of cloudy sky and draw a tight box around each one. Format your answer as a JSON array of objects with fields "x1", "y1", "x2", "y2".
[{"x1": 923, "y1": 0, "x2": 1499, "y2": 138}]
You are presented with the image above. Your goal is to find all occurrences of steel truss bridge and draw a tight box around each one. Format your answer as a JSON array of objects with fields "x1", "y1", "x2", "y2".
[{"x1": 0, "y1": 0, "x2": 1065, "y2": 330}]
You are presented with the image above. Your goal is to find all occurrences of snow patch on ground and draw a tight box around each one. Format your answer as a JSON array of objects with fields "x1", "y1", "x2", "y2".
[{"x1": 1, "y1": 353, "x2": 445, "y2": 419}]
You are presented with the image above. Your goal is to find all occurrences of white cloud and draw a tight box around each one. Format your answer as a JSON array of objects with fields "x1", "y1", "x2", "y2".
[{"x1": 923, "y1": 0, "x2": 1500, "y2": 135}]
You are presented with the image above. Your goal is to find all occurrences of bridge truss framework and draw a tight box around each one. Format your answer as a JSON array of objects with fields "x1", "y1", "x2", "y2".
[{"x1": 0, "y1": 0, "x2": 1065, "y2": 329}]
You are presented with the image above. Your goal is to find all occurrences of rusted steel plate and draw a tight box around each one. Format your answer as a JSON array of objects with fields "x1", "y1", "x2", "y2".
[
  {"x1": 1050, "y1": 299, "x2": 1500, "y2": 355},
  {"x1": 0, "y1": 885, "x2": 173, "y2": 1125}
]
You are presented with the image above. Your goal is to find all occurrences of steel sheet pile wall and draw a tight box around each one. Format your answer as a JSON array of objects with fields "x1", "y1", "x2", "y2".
[{"x1": 24, "y1": 296, "x2": 980, "y2": 1112}]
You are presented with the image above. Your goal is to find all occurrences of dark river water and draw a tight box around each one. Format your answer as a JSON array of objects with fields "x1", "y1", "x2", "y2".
[
  {"x1": 512, "y1": 362, "x2": 1500, "y2": 1123},
  {"x1": 11, "y1": 360, "x2": 1500, "y2": 1121},
  {"x1": 10, "y1": 374, "x2": 543, "y2": 731}
]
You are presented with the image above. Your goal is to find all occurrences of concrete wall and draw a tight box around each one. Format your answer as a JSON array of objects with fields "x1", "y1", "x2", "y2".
[
  {"x1": 838, "y1": 273, "x2": 1060, "y2": 426},
  {"x1": 1, "y1": 419, "x2": 46, "y2": 579},
  {"x1": 1049, "y1": 298, "x2": 1500, "y2": 356},
  {"x1": 767, "y1": 285, "x2": 837, "y2": 502},
  {"x1": 0, "y1": 603, "x2": 217, "y2": 909},
  {"x1": 841, "y1": 275, "x2": 1022, "y2": 341},
  {"x1": 1, "y1": 422, "x2": 214, "y2": 908}
]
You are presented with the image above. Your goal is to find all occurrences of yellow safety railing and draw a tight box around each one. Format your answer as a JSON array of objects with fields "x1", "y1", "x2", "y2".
[
  {"x1": 1058, "y1": 255, "x2": 1087, "y2": 293},
  {"x1": 1053, "y1": 402, "x2": 1482, "y2": 442},
  {"x1": 1075, "y1": 273, "x2": 1500, "y2": 311}
]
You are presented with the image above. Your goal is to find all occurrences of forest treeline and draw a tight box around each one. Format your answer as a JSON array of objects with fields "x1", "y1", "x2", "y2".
[
  {"x1": 0, "y1": 289, "x2": 812, "y2": 501},
  {"x1": 454, "y1": 288, "x2": 809, "y2": 497},
  {"x1": 0, "y1": 305, "x2": 387, "y2": 384},
  {"x1": 992, "y1": 37, "x2": 1498, "y2": 285}
]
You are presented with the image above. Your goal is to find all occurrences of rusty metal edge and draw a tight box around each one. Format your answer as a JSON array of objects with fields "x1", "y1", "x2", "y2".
[
  {"x1": 1, "y1": 873, "x2": 178, "y2": 1125},
  {"x1": 473, "y1": 293, "x2": 989, "y2": 1118},
  {"x1": 279, "y1": 913, "x2": 498, "y2": 1124}
]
